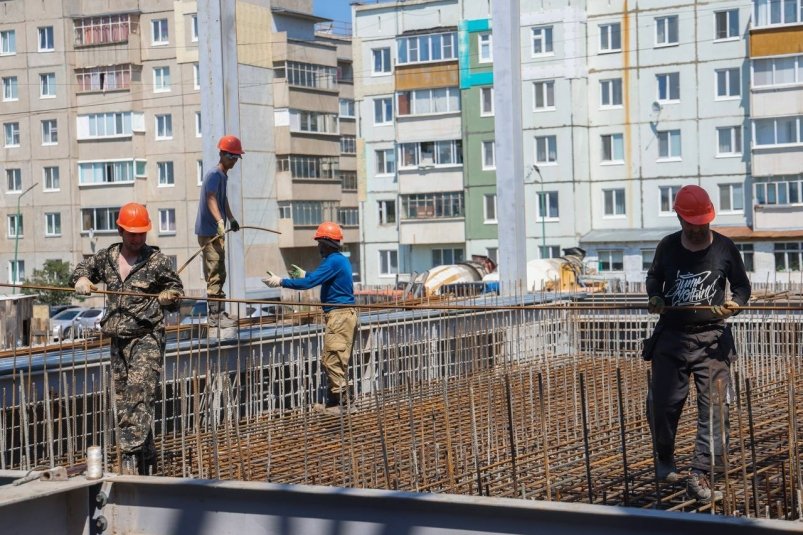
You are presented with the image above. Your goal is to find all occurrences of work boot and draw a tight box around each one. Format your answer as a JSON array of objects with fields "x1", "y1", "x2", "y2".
[
  {"x1": 656, "y1": 456, "x2": 682, "y2": 483},
  {"x1": 121, "y1": 453, "x2": 139, "y2": 475},
  {"x1": 208, "y1": 300, "x2": 238, "y2": 328},
  {"x1": 686, "y1": 470, "x2": 723, "y2": 503}
]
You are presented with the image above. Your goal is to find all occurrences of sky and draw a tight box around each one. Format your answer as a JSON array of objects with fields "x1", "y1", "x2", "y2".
[{"x1": 313, "y1": 0, "x2": 354, "y2": 24}]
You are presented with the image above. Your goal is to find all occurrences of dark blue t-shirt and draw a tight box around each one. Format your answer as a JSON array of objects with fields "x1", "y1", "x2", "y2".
[{"x1": 195, "y1": 168, "x2": 227, "y2": 236}]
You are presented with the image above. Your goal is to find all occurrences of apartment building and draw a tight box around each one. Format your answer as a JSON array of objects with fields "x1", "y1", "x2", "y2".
[{"x1": 0, "y1": 0, "x2": 359, "y2": 295}]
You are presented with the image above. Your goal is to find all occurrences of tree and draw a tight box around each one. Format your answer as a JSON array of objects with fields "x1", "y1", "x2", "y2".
[{"x1": 22, "y1": 259, "x2": 73, "y2": 306}]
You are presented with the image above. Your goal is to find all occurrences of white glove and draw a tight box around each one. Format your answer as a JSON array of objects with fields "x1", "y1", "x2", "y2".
[
  {"x1": 216, "y1": 219, "x2": 226, "y2": 237},
  {"x1": 288, "y1": 264, "x2": 306, "y2": 279},
  {"x1": 261, "y1": 275, "x2": 282, "y2": 288},
  {"x1": 74, "y1": 277, "x2": 97, "y2": 296},
  {"x1": 711, "y1": 300, "x2": 739, "y2": 319},
  {"x1": 158, "y1": 288, "x2": 182, "y2": 306}
]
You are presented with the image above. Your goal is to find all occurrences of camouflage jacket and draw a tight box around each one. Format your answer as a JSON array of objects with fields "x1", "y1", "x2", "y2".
[{"x1": 70, "y1": 243, "x2": 183, "y2": 338}]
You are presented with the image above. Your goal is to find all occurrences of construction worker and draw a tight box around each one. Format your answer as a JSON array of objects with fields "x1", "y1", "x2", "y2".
[
  {"x1": 70, "y1": 203, "x2": 183, "y2": 475},
  {"x1": 262, "y1": 221, "x2": 357, "y2": 413},
  {"x1": 194, "y1": 134, "x2": 244, "y2": 328},
  {"x1": 644, "y1": 184, "x2": 751, "y2": 503}
]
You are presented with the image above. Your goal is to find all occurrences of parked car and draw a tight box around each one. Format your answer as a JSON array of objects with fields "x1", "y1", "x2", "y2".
[
  {"x1": 50, "y1": 307, "x2": 105, "y2": 341},
  {"x1": 49, "y1": 304, "x2": 80, "y2": 318}
]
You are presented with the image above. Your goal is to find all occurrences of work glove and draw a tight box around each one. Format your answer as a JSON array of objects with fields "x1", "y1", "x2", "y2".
[
  {"x1": 261, "y1": 275, "x2": 282, "y2": 288},
  {"x1": 158, "y1": 288, "x2": 182, "y2": 306},
  {"x1": 647, "y1": 296, "x2": 665, "y2": 314},
  {"x1": 216, "y1": 219, "x2": 226, "y2": 238},
  {"x1": 711, "y1": 300, "x2": 739, "y2": 319},
  {"x1": 288, "y1": 264, "x2": 306, "y2": 279},
  {"x1": 229, "y1": 219, "x2": 240, "y2": 232},
  {"x1": 74, "y1": 277, "x2": 97, "y2": 296}
]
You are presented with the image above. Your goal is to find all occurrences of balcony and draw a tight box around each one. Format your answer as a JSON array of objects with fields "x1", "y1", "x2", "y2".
[{"x1": 754, "y1": 203, "x2": 803, "y2": 230}]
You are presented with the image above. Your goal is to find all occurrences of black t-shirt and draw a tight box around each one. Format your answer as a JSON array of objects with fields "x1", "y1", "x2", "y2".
[{"x1": 646, "y1": 231, "x2": 751, "y2": 326}]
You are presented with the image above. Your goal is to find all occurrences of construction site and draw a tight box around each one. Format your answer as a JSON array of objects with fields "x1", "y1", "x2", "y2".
[{"x1": 0, "y1": 281, "x2": 801, "y2": 534}]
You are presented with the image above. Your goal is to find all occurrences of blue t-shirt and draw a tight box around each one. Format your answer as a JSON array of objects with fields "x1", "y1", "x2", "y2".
[
  {"x1": 281, "y1": 252, "x2": 354, "y2": 312},
  {"x1": 195, "y1": 168, "x2": 228, "y2": 236}
]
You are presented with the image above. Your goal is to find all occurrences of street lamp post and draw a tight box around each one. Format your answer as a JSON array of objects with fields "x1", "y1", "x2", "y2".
[{"x1": 12, "y1": 182, "x2": 37, "y2": 294}]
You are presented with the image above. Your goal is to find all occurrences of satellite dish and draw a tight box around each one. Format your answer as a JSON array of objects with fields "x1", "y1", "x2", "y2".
[
  {"x1": 651, "y1": 101, "x2": 662, "y2": 114},
  {"x1": 88, "y1": 227, "x2": 95, "y2": 240}
]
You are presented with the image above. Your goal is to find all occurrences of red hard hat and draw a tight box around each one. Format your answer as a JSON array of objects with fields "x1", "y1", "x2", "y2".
[
  {"x1": 314, "y1": 221, "x2": 343, "y2": 242},
  {"x1": 217, "y1": 135, "x2": 245, "y2": 155},
  {"x1": 673, "y1": 185, "x2": 715, "y2": 225},
  {"x1": 116, "y1": 203, "x2": 152, "y2": 233}
]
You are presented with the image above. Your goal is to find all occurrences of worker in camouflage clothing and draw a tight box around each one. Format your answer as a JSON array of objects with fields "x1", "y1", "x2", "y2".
[{"x1": 70, "y1": 203, "x2": 183, "y2": 475}]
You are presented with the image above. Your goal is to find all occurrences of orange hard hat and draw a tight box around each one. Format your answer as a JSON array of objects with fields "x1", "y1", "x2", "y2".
[
  {"x1": 673, "y1": 185, "x2": 715, "y2": 225},
  {"x1": 116, "y1": 203, "x2": 152, "y2": 233},
  {"x1": 314, "y1": 221, "x2": 343, "y2": 242},
  {"x1": 217, "y1": 135, "x2": 245, "y2": 155}
]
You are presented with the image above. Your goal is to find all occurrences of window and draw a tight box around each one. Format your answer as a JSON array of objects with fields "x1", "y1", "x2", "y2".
[
  {"x1": 7, "y1": 214, "x2": 22, "y2": 238},
  {"x1": 599, "y1": 23, "x2": 622, "y2": 52},
  {"x1": 6, "y1": 169, "x2": 21, "y2": 192},
  {"x1": 478, "y1": 32, "x2": 492, "y2": 63},
  {"x1": 399, "y1": 140, "x2": 463, "y2": 168},
  {"x1": 396, "y1": 87, "x2": 460, "y2": 116},
  {"x1": 603, "y1": 188, "x2": 626, "y2": 216},
  {"x1": 158, "y1": 161, "x2": 174, "y2": 186},
  {"x1": 78, "y1": 160, "x2": 145, "y2": 186},
  {"x1": 277, "y1": 156, "x2": 339, "y2": 179},
  {"x1": 379, "y1": 250, "x2": 398, "y2": 276},
  {"x1": 152, "y1": 18, "x2": 169, "y2": 45},
  {"x1": 341, "y1": 136, "x2": 356, "y2": 154},
  {"x1": 717, "y1": 126, "x2": 742, "y2": 156},
  {"x1": 655, "y1": 16, "x2": 679, "y2": 46},
  {"x1": 753, "y1": 56, "x2": 803, "y2": 87},
  {"x1": 372, "y1": 47, "x2": 392, "y2": 74},
  {"x1": 531, "y1": 26, "x2": 554, "y2": 55},
  {"x1": 376, "y1": 149, "x2": 396, "y2": 175},
  {"x1": 338, "y1": 62, "x2": 353, "y2": 84},
  {"x1": 374, "y1": 97, "x2": 393, "y2": 125},
  {"x1": 719, "y1": 183, "x2": 744, "y2": 212},
  {"x1": 159, "y1": 209, "x2": 176, "y2": 234},
  {"x1": 193, "y1": 63, "x2": 200, "y2": 90},
  {"x1": 1, "y1": 30, "x2": 15, "y2": 55},
  {"x1": 195, "y1": 112, "x2": 202, "y2": 137},
  {"x1": 278, "y1": 202, "x2": 292, "y2": 219},
  {"x1": 281, "y1": 61, "x2": 337, "y2": 89},
  {"x1": 288, "y1": 110, "x2": 339, "y2": 134},
  {"x1": 73, "y1": 15, "x2": 131, "y2": 46},
  {"x1": 539, "y1": 246, "x2": 560, "y2": 259},
  {"x1": 155, "y1": 114, "x2": 172, "y2": 140},
  {"x1": 536, "y1": 191, "x2": 559, "y2": 220},
  {"x1": 482, "y1": 140, "x2": 495, "y2": 169},
  {"x1": 288, "y1": 201, "x2": 336, "y2": 226},
  {"x1": 401, "y1": 192, "x2": 464, "y2": 219},
  {"x1": 755, "y1": 176, "x2": 803, "y2": 205},
  {"x1": 196, "y1": 160, "x2": 203, "y2": 186},
  {"x1": 75, "y1": 64, "x2": 133, "y2": 92},
  {"x1": 715, "y1": 9, "x2": 739, "y2": 40},
  {"x1": 774, "y1": 242, "x2": 802, "y2": 271},
  {"x1": 38, "y1": 73, "x2": 56, "y2": 98},
  {"x1": 339, "y1": 98, "x2": 355, "y2": 118},
  {"x1": 535, "y1": 135, "x2": 557, "y2": 164},
  {"x1": 41, "y1": 120, "x2": 58, "y2": 145},
  {"x1": 657, "y1": 72, "x2": 680, "y2": 102},
  {"x1": 657, "y1": 129, "x2": 682, "y2": 159},
  {"x1": 432, "y1": 248, "x2": 464, "y2": 266},
  {"x1": 4, "y1": 122, "x2": 20, "y2": 147},
  {"x1": 337, "y1": 207, "x2": 359, "y2": 227},
  {"x1": 598, "y1": 249, "x2": 624, "y2": 271},
  {"x1": 641, "y1": 249, "x2": 655, "y2": 271},
  {"x1": 378, "y1": 200, "x2": 396, "y2": 225},
  {"x1": 754, "y1": 116, "x2": 803, "y2": 146},
  {"x1": 341, "y1": 172, "x2": 358, "y2": 191},
  {"x1": 8, "y1": 260, "x2": 24, "y2": 284},
  {"x1": 480, "y1": 86, "x2": 494, "y2": 116},
  {"x1": 600, "y1": 78, "x2": 622, "y2": 107},
  {"x1": 81, "y1": 207, "x2": 121, "y2": 233},
  {"x1": 533, "y1": 80, "x2": 555, "y2": 110},
  {"x1": 716, "y1": 68, "x2": 740, "y2": 99},
  {"x1": 483, "y1": 193, "x2": 497, "y2": 223},
  {"x1": 191, "y1": 14, "x2": 198, "y2": 42},
  {"x1": 38, "y1": 26, "x2": 54, "y2": 51},
  {"x1": 659, "y1": 185, "x2": 681, "y2": 214},
  {"x1": 2, "y1": 76, "x2": 18, "y2": 101},
  {"x1": 77, "y1": 111, "x2": 143, "y2": 139},
  {"x1": 601, "y1": 134, "x2": 624, "y2": 163},
  {"x1": 736, "y1": 243, "x2": 754, "y2": 272},
  {"x1": 43, "y1": 167, "x2": 60, "y2": 191},
  {"x1": 153, "y1": 67, "x2": 170, "y2": 92},
  {"x1": 45, "y1": 212, "x2": 61, "y2": 236},
  {"x1": 755, "y1": 0, "x2": 803, "y2": 27},
  {"x1": 397, "y1": 32, "x2": 457, "y2": 65}
]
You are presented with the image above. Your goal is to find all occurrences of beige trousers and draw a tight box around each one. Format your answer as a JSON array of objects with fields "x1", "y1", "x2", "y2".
[
  {"x1": 198, "y1": 235, "x2": 226, "y2": 297},
  {"x1": 322, "y1": 307, "x2": 357, "y2": 395}
]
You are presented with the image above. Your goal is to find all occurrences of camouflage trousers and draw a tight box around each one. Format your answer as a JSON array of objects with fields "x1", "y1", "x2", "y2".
[
  {"x1": 198, "y1": 235, "x2": 226, "y2": 298},
  {"x1": 322, "y1": 308, "x2": 357, "y2": 396},
  {"x1": 111, "y1": 331, "x2": 164, "y2": 454}
]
